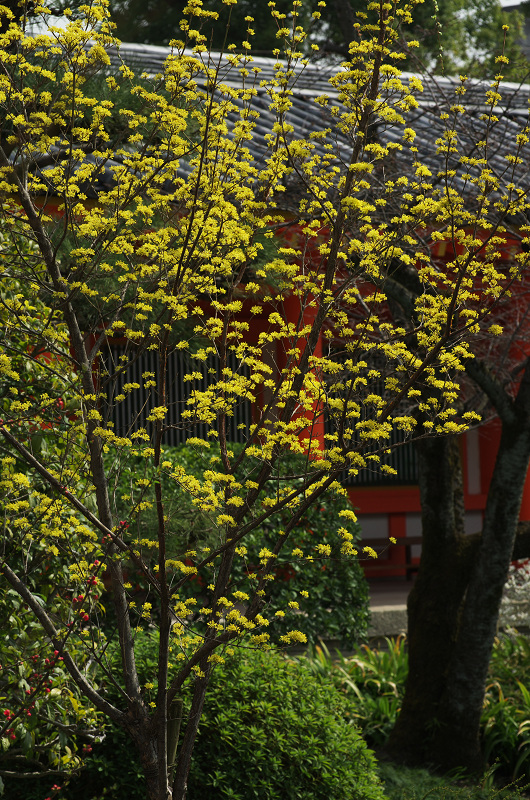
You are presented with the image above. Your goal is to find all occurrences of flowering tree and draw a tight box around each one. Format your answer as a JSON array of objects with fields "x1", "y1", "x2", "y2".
[
  {"x1": 0, "y1": 238, "x2": 103, "y2": 788},
  {"x1": 1, "y1": 1, "x2": 530, "y2": 798}
]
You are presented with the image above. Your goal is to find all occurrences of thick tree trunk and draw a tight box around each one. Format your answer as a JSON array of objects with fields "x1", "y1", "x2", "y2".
[
  {"x1": 432, "y1": 416, "x2": 530, "y2": 769},
  {"x1": 386, "y1": 361, "x2": 530, "y2": 772},
  {"x1": 385, "y1": 436, "x2": 479, "y2": 763}
]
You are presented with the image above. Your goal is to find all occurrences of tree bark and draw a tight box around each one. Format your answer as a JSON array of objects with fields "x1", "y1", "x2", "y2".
[
  {"x1": 431, "y1": 371, "x2": 530, "y2": 769},
  {"x1": 386, "y1": 360, "x2": 530, "y2": 772},
  {"x1": 385, "y1": 436, "x2": 479, "y2": 763}
]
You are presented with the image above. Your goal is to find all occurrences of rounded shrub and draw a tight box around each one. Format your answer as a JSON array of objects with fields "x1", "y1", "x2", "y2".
[
  {"x1": 61, "y1": 633, "x2": 384, "y2": 800},
  {"x1": 188, "y1": 646, "x2": 386, "y2": 800}
]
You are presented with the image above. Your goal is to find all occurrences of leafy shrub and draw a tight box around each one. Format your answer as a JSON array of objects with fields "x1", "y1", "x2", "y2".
[
  {"x1": 188, "y1": 646, "x2": 386, "y2": 800},
  {"x1": 60, "y1": 631, "x2": 385, "y2": 800},
  {"x1": 105, "y1": 444, "x2": 370, "y2": 647}
]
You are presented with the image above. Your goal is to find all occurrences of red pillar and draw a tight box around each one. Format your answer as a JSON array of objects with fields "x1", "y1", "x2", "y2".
[{"x1": 278, "y1": 293, "x2": 326, "y2": 452}]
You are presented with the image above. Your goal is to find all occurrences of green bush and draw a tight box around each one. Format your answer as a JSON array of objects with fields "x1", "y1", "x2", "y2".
[
  {"x1": 59, "y1": 632, "x2": 385, "y2": 800},
  {"x1": 188, "y1": 647, "x2": 386, "y2": 800}
]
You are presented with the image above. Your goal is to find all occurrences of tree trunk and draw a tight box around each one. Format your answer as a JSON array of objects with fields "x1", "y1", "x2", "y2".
[
  {"x1": 386, "y1": 361, "x2": 530, "y2": 772},
  {"x1": 385, "y1": 436, "x2": 479, "y2": 763},
  {"x1": 432, "y1": 415, "x2": 530, "y2": 769},
  {"x1": 172, "y1": 670, "x2": 212, "y2": 800},
  {"x1": 124, "y1": 716, "x2": 161, "y2": 800}
]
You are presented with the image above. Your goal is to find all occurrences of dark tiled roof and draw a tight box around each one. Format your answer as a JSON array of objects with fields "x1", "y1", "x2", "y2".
[
  {"x1": 107, "y1": 43, "x2": 530, "y2": 201},
  {"x1": 17, "y1": 41, "x2": 530, "y2": 204}
]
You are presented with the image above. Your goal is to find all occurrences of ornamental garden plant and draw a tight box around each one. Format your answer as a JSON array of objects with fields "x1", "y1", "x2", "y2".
[{"x1": 1, "y1": 1, "x2": 530, "y2": 798}]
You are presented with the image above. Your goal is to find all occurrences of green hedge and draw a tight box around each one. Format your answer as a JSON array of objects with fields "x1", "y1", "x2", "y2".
[{"x1": 57, "y1": 634, "x2": 385, "y2": 800}]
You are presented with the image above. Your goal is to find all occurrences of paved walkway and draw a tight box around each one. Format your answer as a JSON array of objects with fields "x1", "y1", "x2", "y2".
[
  {"x1": 369, "y1": 579, "x2": 413, "y2": 608},
  {"x1": 367, "y1": 579, "x2": 413, "y2": 641}
]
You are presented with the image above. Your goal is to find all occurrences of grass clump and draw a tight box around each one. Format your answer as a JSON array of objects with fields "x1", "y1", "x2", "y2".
[
  {"x1": 304, "y1": 632, "x2": 530, "y2": 784},
  {"x1": 380, "y1": 762, "x2": 528, "y2": 800}
]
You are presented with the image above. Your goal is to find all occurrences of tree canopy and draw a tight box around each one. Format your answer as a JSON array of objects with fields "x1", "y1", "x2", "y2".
[{"x1": 35, "y1": 0, "x2": 529, "y2": 77}]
